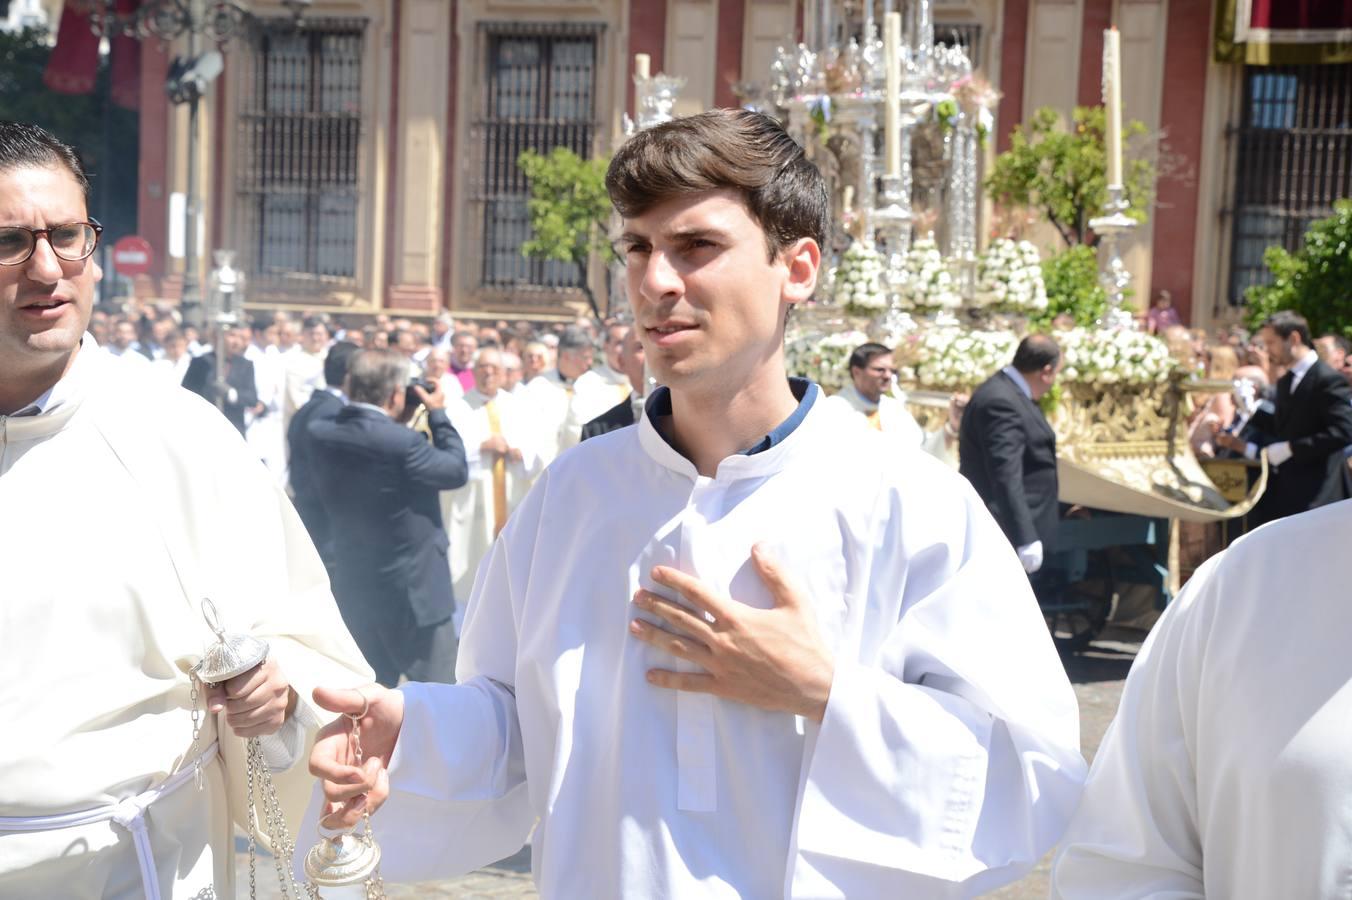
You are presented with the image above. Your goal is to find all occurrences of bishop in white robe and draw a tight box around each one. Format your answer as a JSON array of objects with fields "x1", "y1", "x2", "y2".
[
  {"x1": 0, "y1": 336, "x2": 373, "y2": 898},
  {"x1": 1050, "y1": 498, "x2": 1352, "y2": 899}
]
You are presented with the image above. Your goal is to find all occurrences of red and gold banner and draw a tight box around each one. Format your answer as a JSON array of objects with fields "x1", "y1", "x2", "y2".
[{"x1": 1216, "y1": 0, "x2": 1352, "y2": 65}]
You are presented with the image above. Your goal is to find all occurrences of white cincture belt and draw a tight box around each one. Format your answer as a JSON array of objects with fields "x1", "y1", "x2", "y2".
[{"x1": 0, "y1": 742, "x2": 220, "y2": 900}]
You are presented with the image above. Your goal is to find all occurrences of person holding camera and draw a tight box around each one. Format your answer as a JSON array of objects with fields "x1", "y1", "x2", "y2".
[{"x1": 310, "y1": 348, "x2": 469, "y2": 687}]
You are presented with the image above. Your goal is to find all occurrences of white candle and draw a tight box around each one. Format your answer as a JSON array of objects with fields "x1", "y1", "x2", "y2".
[
  {"x1": 1103, "y1": 27, "x2": 1123, "y2": 186},
  {"x1": 884, "y1": 12, "x2": 902, "y2": 177},
  {"x1": 634, "y1": 53, "x2": 651, "y2": 80}
]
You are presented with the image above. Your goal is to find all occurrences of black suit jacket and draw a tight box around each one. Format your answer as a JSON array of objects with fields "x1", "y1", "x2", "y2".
[
  {"x1": 581, "y1": 394, "x2": 637, "y2": 441},
  {"x1": 1247, "y1": 358, "x2": 1352, "y2": 526},
  {"x1": 959, "y1": 370, "x2": 1060, "y2": 552},
  {"x1": 182, "y1": 352, "x2": 257, "y2": 435},
  {"x1": 287, "y1": 389, "x2": 345, "y2": 563},
  {"x1": 310, "y1": 406, "x2": 469, "y2": 627}
]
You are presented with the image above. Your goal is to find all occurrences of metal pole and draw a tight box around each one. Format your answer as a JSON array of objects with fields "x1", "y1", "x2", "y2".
[{"x1": 181, "y1": 0, "x2": 202, "y2": 329}]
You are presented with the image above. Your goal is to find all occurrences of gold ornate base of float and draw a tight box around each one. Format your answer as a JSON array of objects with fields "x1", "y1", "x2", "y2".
[{"x1": 905, "y1": 377, "x2": 1268, "y2": 523}]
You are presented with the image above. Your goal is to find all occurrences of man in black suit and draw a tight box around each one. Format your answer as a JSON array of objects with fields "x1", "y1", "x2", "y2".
[
  {"x1": 581, "y1": 325, "x2": 648, "y2": 440},
  {"x1": 181, "y1": 324, "x2": 258, "y2": 435},
  {"x1": 959, "y1": 335, "x2": 1061, "y2": 576},
  {"x1": 287, "y1": 340, "x2": 359, "y2": 574},
  {"x1": 311, "y1": 348, "x2": 469, "y2": 686},
  {"x1": 1217, "y1": 311, "x2": 1352, "y2": 528}
]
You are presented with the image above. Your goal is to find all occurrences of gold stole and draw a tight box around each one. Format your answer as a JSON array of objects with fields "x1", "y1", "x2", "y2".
[{"x1": 485, "y1": 398, "x2": 509, "y2": 536}]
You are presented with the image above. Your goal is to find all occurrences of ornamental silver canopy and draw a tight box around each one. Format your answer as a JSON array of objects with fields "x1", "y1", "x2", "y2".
[
  {"x1": 192, "y1": 597, "x2": 268, "y2": 684},
  {"x1": 304, "y1": 831, "x2": 382, "y2": 887}
]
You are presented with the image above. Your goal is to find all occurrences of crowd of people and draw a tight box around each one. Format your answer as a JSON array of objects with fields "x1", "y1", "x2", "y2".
[{"x1": 84, "y1": 297, "x2": 653, "y2": 685}]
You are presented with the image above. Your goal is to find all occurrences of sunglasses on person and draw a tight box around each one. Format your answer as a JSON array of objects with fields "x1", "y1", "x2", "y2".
[{"x1": 0, "y1": 220, "x2": 102, "y2": 266}]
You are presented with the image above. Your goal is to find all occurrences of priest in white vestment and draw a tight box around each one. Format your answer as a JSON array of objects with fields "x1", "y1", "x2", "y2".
[
  {"x1": 570, "y1": 323, "x2": 640, "y2": 430},
  {"x1": 519, "y1": 325, "x2": 599, "y2": 467},
  {"x1": 1050, "y1": 497, "x2": 1352, "y2": 899},
  {"x1": 442, "y1": 347, "x2": 543, "y2": 617},
  {"x1": 307, "y1": 109, "x2": 1083, "y2": 899},
  {"x1": 281, "y1": 318, "x2": 329, "y2": 432},
  {"x1": 823, "y1": 341, "x2": 960, "y2": 466},
  {"x1": 244, "y1": 322, "x2": 287, "y2": 486},
  {"x1": 0, "y1": 123, "x2": 373, "y2": 899}
]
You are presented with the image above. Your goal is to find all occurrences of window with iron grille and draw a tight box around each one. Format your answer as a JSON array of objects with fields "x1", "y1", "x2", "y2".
[
  {"x1": 472, "y1": 22, "x2": 603, "y2": 291},
  {"x1": 1227, "y1": 63, "x2": 1352, "y2": 306},
  {"x1": 235, "y1": 19, "x2": 366, "y2": 287}
]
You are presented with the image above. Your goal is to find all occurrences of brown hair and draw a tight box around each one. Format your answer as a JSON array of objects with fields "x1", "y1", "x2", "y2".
[{"x1": 605, "y1": 108, "x2": 829, "y2": 260}]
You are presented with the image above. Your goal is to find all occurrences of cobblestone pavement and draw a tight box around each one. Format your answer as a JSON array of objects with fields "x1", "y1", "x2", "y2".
[{"x1": 242, "y1": 630, "x2": 1140, "y2": 899}]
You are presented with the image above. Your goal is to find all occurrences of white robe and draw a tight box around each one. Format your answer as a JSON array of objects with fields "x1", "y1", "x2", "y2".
[
  {"x1": 0, "y1": 336, "x2": 373, "y2": 899},
  {"x1": 245, "y1": 342, "x2": 287, "y2": 486},
  {"x1": 566, "y1": 367, "x2": 633, "y2": 438},
  {"x1": 824, "y1": 382, "x2": 953, "y2": 465},
  {"x1": 282, "y1": 347, "x2": 325, "y2": 433},
  {"x1": 521, "y1": 370, "x2": 613, "y2": 468},
  {"x1": 1050, "y1": 499, "x2": 1352, "y2": 900},
  {"x1": 337, "y1": 387, "x2": 1086, "y2": 897},
  {"x1": 442, "y1": 389, "x2": 543, "y2": 607}
]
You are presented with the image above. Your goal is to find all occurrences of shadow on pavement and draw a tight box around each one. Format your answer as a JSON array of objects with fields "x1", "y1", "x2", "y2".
[{"x1": 1061, "y1": 625, "x2": 1144, "y2": 685}]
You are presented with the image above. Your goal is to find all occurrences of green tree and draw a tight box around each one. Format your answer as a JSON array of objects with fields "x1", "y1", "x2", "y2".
[
  {"x1": 1032, "y1": 244, "x2": 1108, "y2": 328},
  {"x1": 986, "y1": 105, "x2": 1154, "y2": 248},
  {"x1": 518, "y1": 147, "x2": 617, "y2": 321},
  {"x1": 1244, "y1": 200, "x2": 1352, "y2": 338}
]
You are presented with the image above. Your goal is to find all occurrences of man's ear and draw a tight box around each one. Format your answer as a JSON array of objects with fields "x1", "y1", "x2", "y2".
[{"x1": 780, "y1": 237, "x2": 821, "y2": 307}]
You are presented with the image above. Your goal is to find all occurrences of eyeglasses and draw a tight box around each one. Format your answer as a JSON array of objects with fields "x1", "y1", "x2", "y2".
[
  {"x1": 0, "y1": 220, "x2": 102, "y2": 266},
  {"x1": 865, "y1": 365, "x2": 898, "y2": 376}
]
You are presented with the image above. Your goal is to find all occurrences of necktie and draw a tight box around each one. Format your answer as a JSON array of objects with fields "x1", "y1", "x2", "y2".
[
  {"x1": 485, "y1": 399, "x2": 509, "y2": 536},
  {"x1": 866, "y1": 409, "x2": 883, "y2": 431}
]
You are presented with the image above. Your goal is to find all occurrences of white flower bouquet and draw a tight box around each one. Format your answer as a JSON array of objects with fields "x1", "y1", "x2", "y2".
[
  {"x1": 1057, "y1": 327, "x2": 1176, "y2": 386},
  {"x1": 831, "y1": 240, "x2": 888, "y2": 316},
  {"x1": 973, "y1": 238, "x2": 1049, "y2": 313},
  {"x1": 897, "y1": 326, "x2": 1018, "y2": 390},
  {"x1": 895, "y1": 237, "x2": 963, "y2": 312}
]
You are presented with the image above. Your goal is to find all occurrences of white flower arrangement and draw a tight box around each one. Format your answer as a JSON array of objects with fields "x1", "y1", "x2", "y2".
[
  {"x1": 832, "y1": 240, "x2": 888, "y2": 315},
  {"x1": 1056, "y1": 327, "x2": 1176, "y2": 386},
  {"x1": 894, "y1": 237, "x2": 964, "y2": 312},
  {"x1": 898, "y1": 327, "x2": 1019, "y2": 389},
  {"x1": 784, "y1": 328, "x2": 872, "y2": 393},
  {"x1": 973, "y1": 238, "x2": 1049, "y2": 313}
]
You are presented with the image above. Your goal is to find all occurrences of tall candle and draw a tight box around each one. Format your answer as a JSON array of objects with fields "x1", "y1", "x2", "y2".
[
  {"x1": 635, "y1": 53, "x2": 651, "y2": 80},
  {"x1": 884, "y1": 12, "x2": 902, "y2": 177},
  {"x1": 1103, "y1": 27, "x2": 1123, "y2": 186}
]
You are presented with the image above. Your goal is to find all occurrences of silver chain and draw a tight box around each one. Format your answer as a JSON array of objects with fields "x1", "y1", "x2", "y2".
[
  {"x1": 349, "y1": 713, "x2": 386, "y2": 900},
  {"x1": 189, "y1": 676, "x2": 205, "y2": 790}
]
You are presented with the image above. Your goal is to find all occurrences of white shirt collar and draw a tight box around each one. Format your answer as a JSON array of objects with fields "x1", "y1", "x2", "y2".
[
  {"x1": 1289, "y1": 349, "x2": 1317, "y2": 387},
  {"x1": 10, "y1": 333, "x2": 97, "y2": 417},
  {"x1": 1002, "y1": 366, "x2": 1034, "y2": 400}
]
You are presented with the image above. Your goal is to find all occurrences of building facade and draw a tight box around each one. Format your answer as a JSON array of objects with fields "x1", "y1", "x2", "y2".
[{"x1": 113, "y1": 0, "x2": 1349, "y2": 330}]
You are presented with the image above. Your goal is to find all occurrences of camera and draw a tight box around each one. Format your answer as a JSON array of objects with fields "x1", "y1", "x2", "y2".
[{"x1": 405, "y1": 378, "x2": 436, "y2": 410}]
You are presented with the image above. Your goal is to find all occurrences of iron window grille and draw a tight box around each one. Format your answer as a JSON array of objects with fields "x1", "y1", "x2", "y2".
[
  {"x1": 1226, "y1": 63, "x2": 1351, "y2": 307},
  {"x1": 234, "y1": 18, "x2": 367, "y2": 291},
  {"x1": 470, "y1": 21, "x2": 604, "y2": 293}
]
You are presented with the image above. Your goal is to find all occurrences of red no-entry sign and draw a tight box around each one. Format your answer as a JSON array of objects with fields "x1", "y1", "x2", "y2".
[{"x1": 112, "y1": 235, "x2": 154, "y2": 276}]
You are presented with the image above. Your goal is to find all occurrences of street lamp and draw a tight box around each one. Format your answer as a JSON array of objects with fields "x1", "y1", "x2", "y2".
[{"x1": 84, "y1": 0, "x2": 308, "y2": 329}]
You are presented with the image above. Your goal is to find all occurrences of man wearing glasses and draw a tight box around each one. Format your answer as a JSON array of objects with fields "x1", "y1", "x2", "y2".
[
  {"x1": 0, "y1": 121, "x2": 372, "y2": 897},
  {"x1": 823, "y1": 341, "x2": 962, "y2": 465}
]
